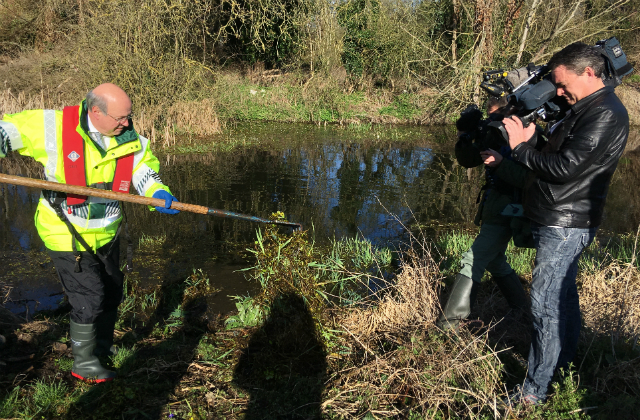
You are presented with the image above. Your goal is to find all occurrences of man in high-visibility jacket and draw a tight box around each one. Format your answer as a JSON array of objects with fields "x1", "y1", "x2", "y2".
[{"x1": 0, "y1": 83, "x2": 179, "y2": 383}]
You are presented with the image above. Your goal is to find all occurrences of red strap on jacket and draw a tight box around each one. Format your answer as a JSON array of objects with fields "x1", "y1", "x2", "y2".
[
  {"x1": 62, "y1": 106, "x2": 87, "y2": 206},
  {"x1": 112, "y1": 152, "x2": 133, "y2": 194},
  {"x1": 61, "y1": 105, "x2": 134, "y2": 206}
]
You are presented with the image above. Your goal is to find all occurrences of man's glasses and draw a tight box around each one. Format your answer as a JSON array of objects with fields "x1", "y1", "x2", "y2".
[{"x1": 105, "y1": 112, "x2": 134, "y2": 125}]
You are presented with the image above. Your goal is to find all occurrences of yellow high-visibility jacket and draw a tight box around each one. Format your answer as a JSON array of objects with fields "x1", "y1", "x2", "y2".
[{"x1": 0, "y1": 101, "x2": 172, "y2": 252}]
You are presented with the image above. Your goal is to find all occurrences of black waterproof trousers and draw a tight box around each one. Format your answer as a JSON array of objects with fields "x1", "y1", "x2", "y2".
[{"x1": 48, "y1": 239, "x2": 124, "y2": 324}]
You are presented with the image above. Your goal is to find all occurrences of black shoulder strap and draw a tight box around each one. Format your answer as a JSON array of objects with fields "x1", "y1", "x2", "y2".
[
  {"x1": 46, "y1": 192, "x2": 93, "y2": 273},
  {"x1": 45, "y1": 192, "x2": 130, "y2": 273}
]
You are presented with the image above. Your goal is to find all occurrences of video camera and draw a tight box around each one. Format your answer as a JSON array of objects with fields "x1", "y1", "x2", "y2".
[{"x1": 474, "y1": 37, "x2": 633, "y2": 139}]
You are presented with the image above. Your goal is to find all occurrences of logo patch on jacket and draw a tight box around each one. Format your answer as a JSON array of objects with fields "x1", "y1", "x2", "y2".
[
  {"x1": 118, "y1": 180, "x2": 130, "y2": 191},
  {"x1": 67, "y1": 151, "x2": 80, "y2": 162}
]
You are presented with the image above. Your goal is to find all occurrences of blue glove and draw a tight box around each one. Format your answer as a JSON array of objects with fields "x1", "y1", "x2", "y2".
[{"x1": 152, "y1": 190, "x2": 180, "y2": 214}]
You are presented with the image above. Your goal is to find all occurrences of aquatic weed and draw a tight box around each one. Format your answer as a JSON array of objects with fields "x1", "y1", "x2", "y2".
[
  {"x1": 245, "y1": 215, "x2": 324, "y2": 319},
  {"x1": 183, "y1": 268, "x2": 214, "y2": 296},
  {"x1": 245, "y1": 216, "x2": 396, "y2": 320},
  {"x1": 224, "y1": 295, "x2": 263, "y2": 329},
  {"x1": 312, "y1": 236, "x2": 395, "y2": 305}
]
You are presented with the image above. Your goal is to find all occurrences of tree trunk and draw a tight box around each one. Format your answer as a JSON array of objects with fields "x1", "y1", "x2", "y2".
[{"x1": 515, "y1": 0, "x2": 542, "y2": 66}]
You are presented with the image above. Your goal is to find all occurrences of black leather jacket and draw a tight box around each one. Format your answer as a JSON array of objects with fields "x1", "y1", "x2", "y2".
[{"x1": 511, "y1": 86, "x2": 629, "y2": 228}]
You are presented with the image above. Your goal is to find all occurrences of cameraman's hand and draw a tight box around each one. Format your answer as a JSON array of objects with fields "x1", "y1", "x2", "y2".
[
  {"x1": 503, "y1": 116, "x2": 536, "y2": 149},
  {"x1": 480, "y1": 149, "x2": 502, "y2": 167}
]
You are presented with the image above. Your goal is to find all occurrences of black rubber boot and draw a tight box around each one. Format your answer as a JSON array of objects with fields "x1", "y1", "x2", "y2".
[
  {"x1": 436, "y1": 274, "x2": 480, "y2": 330},
  {"x1": 493, "y1": 271, "x2": 527, "y2": 312},
  {"x1": 94, "y1": 310, "x2": 118, "y2": 357},
  {"x1": 70, "y1": 320, "x2": 117, "y2": 383}
]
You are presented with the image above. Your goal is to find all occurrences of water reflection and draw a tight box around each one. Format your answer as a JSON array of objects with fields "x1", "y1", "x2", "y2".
[{"x1": 1, "y1": 123, "x2": 639, "y2": 315}]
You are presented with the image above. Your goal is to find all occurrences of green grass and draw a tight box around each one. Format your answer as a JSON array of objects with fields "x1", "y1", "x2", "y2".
[
  {"x1": 31, "y1": 379, "x2": 69, "y2": 413},
  {"x1": 0, "y1": 380, "x2": 76, "y2": 419},
  {"x1": 345, "y1": 122, "x2": 372, "y2": 131},
  {"x1": 110, "y1": 346, "x2": 136, "y2": 370},
  {"x1": 378, "y1": 93, "x2": 421, "y2": 119},
  {"x1": 54, "y1": 357, "x2": 73, "y2": 372},
  {"x1": 195, "y1": 336, "x2": 234, "y2": 366},
  {"x1": 436, "y1": 228, "x2": 640, "y2": 281},
  {"x1": 0, "y1": 387, "x2": 21, "y2": 419},
  {"x1": 625, "y1": 74, "x2": 640, "y2": 84},
  {"x1": 580, "y1": 232, "x2": 640, "y2": 273}
]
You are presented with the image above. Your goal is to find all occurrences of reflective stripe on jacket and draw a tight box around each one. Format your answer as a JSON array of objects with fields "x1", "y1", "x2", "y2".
[{"x1": 0, "y1": 103, "x2": 171, "y2": 251}]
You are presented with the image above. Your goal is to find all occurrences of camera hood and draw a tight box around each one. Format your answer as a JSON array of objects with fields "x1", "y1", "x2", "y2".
[{"x1": 508, "y1": 80, "x2": 556, "y2": 112}]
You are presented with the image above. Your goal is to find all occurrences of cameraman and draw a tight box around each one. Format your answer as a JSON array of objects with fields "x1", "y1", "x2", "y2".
[
  {"x1": 437, "y1": 97, "x2": 531, "y2": 330},
  {"x1": 503, "y1": 42, "x2": 629, "y2": 405}
]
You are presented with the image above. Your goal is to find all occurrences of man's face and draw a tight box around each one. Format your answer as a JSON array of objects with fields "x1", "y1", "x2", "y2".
[
  {"x1": 90, "y1": 99, "x2": 132, "y2": 137},
  {"x1": 551, "y1": 65, "x2": 591, "y2": 106}
]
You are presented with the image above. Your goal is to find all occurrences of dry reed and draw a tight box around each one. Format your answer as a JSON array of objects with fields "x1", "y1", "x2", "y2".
[
  {"x1": 0, "y1": 89, "x2": 47, "y2": 116},
  {"x1": 617, "y1": 85, "x2": 640, "y2": 128},
  {"x1": 0, "y1": 89, "x2": 221, "y2": 146},
  {"x1": 323, "y1": 326, "x2": 505, "y2": 417},
  {"x1": 341, "y1": 254, "x2": 442, "y2": 336},
  {"x1": 325, "y1": 246, "x2": 505, "y2": 418},
  {"x1": 579, "y1": 261, "x2": 640, "y2": 340}
]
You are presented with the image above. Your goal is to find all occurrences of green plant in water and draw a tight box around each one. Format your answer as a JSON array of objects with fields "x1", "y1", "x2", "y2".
[
  {"x1": 311, "y1": 235, "x2": 394, "y2": 305},
  {"x1": 345, "y1": 122, "x2": 372, "y2": 132},
  {"x1": 244, "y1": 213, "x2": 324, "y2": 319},
  {"x1": 246, "y1": 216, "x2": 396, "y2": 313},
  {"x1": 141, "y1": 290, "x2": 159, "y2": 312},
  {"x1": 164, "y1": 305, "x2": 185, "y2": 335},
  {"x1": 184, "y1": 268, "x2": 214, "y2": 297},
  {"x1": 225, "y1": 295, "x2": 264, "y2": 329},
  {"x1": 138, "y1": 233, "x2": 167, "y2": 249}
]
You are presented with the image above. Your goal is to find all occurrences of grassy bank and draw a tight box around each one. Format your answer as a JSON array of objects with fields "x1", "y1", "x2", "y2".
[{"x1": 1, "y1": 222, "x2": 640, "y2": 419}]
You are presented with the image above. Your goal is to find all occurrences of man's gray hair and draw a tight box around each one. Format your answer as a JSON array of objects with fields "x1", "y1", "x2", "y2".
[
  {"x1": 86, "y1": 90, "x2": 108, "y2": 114},
  {"x1": 547, "y1": 42, "x2": 606, "y2": 78}
]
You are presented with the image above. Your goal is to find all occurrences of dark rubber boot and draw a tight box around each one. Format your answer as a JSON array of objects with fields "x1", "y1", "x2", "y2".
[
  {"x1": 493, "y1": 271, "x2": 527, "y2": 312},
  {"x1": 94, "y1": 310, "x2": 118, "y2": 357},
  {"x1": 70, "y1": 320, "x2": 117, "y2": 383},
  {"x1": 436, "y1": 274, "x2": 480, "y2": 330}
]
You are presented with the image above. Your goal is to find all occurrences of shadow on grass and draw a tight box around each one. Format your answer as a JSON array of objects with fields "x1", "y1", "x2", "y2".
[
  {"x1": 63, "y1": 272, "x2": 209, "y2": 419},
  {"x1": 233, "y1": 293, "x2": 327, "y2": 419}
]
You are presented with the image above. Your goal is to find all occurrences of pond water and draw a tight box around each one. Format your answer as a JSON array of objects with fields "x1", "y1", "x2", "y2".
[{"x1": 2, "y1": 123, "x2": 639, "y2": 316}]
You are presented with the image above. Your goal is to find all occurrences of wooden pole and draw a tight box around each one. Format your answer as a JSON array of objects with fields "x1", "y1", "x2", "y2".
[{"x1": 0, "y1": 173, "x2": 302, "y2": 230}]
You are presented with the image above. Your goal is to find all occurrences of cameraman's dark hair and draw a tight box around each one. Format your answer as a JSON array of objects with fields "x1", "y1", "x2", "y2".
[
  {"x1": 547, "y1": 42, "x2": 606, "y2": 78},
  {"x1": 486, "y1": 96, "x2": 509, "y2": 111}
]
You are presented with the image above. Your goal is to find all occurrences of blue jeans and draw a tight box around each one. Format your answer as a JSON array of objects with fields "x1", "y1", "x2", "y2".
[{"x1": 523, "y1": 223, "x2": 596, "y2": 400}]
